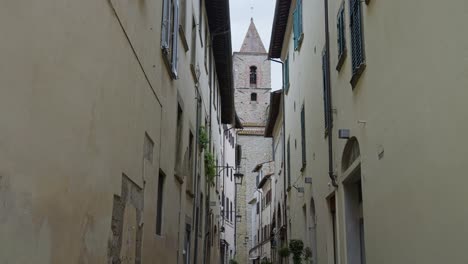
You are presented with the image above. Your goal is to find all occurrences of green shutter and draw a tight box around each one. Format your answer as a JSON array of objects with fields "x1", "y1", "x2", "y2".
[
  {"x1": 301, "y1": 106, "x2": 306, "y2": 167},
  {"x1": 349, "y1": 0, "x2": 365, "y2": 75},
  {"x1": 283, "y1": 56, "x2": 290, "y2": 93},
  {"x1": 293, "y1": 0, "x2": 303, "y2": 50},
  {"x1": 293, "y1": 8, "x2": 299, "y2": 49}
]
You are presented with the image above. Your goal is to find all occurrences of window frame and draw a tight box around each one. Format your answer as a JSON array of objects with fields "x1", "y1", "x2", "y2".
[
  {"x1": 349, "y1": 0, "x2": 366, "y2": 87},
  {"x1": 336, "y1": 3, "x2": 347, "y2": 71},
  {"x1": 293, "y1": 0, "x2": 304, "y2": 50},
  {"x1": 161, "y1": 0, "x2": 180, "y2": 79}
]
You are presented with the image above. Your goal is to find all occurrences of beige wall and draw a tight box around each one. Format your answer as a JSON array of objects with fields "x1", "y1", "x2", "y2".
[
  {"x1": 0, "y1": 0, "x2": 229, "y2": 263},
  {"x1": 278, "y1": 0, "x2": 468, "y2": 263}
]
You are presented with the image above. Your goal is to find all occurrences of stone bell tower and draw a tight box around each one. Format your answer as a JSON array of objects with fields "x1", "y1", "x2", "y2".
[{"x1": 233, "y1": 18, "x2": 272, "y2": 264}]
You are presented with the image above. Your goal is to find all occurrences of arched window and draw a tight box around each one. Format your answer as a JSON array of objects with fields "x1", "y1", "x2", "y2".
[
  {"x1": 250, "y1": 66, "x2": 257, "y2": 84},
  {"x1": 251, "y1": 93, "x2": 257, "y2": 101},
  {"x1": 342, "y1": 137, "x2": 361, "y2": 172}
]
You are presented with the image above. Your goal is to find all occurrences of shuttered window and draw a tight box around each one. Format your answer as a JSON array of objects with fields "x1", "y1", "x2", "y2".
[
  {"x1": 161, "y1": 0, "x2": 179, "y2": 79},
  {"x1": 300, "y1": 105, "x2": 306, "y2": 168},
  {"x1": 349, "y1": 0, "x2": 366, "y2": 86},
  {"x1": 322, "y1": 49, "x2": 332, "y2": 132},
  {"x1": 287, "y1": 138, "x2": 291, "y2": 189},
  {"x1": 283, "y1": 55, "x2": 290, "y2": 93},
  {"x1": 293, "y1": 0, "x2": 304, "y2": 50},
  {"x1": 336, "y1": 4, "x2": 346, "y2": 71}
]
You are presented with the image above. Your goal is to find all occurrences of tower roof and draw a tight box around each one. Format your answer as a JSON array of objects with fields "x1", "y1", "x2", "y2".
[{"x1": 240, "y1": 18, "x2": 267, "y2": 53}]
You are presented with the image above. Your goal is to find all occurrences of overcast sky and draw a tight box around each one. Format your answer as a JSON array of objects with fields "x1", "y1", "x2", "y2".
[{"x1": 230, "y1": 0, "x2": 282, "y2": 91}]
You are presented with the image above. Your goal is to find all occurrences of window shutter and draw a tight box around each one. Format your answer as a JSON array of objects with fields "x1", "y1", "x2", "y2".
[
  {"x1": 171, "y1": 0, "x2": 179, "y2": 78},
  {"x1": 293, "y1": 8, "x2": 299, "y2": 49},
  {"x1": 283, "y1": 56, "x2": 289, "y2": 92},
  {"x1": 349, "y1": 0, "x2": 365, "y2": 75},
  {"x1": 161, "y1": 0, "x2": 171, "y2": 51},
  {"x1": 298, "y1": 0, "x2": 303, "y2": 37},
  {"x1": 322, "y1": 50, "x2": 331, "y2": 130},
  {"x1": 301, "y1": 106, "x2": 306, "y2": 166}
]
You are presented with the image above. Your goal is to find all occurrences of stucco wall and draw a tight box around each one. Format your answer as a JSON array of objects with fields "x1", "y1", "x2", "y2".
[
  {"x1": 0, "y1": 0, "x2": 225, "y2": 263},
  {"x1": 280, "y1": 0, "x2": 468, "y2": 263}
]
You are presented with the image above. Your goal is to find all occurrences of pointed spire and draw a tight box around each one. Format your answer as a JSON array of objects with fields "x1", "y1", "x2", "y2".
[{"x1": 240, "y1": 18, "x2": 267, "y2": 53}]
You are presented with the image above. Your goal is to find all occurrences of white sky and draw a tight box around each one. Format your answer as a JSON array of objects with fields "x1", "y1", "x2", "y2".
[{"x1": 230, "y1": 0, "x2": 282, "y2": 91}]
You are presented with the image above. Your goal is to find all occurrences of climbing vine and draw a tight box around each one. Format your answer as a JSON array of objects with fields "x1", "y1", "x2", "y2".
[{"x1": 204, "y1": 151, "x2": 216, "y2": 185}]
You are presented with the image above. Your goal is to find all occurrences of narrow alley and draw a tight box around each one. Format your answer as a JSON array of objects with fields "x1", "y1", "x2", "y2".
[{"x1": 0, "y1": 0, "x2": 467, "y2": 264}]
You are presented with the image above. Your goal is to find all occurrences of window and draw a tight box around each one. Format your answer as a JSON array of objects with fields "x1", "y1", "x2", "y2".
[
  {"x1": 293, "y1": 0, "x2": 304, "y2": 50},
  {"x1": 300, "y1": 105, "x2": 306, "y2": 168},
  {"x1": 226, "y1": 197, "x2": 229, "y2": 218},
  {"x1": 189, "y1": 131, "x2": 194, "y2": 168},
  {"x1": 230, "y1": 201, "x2": 233, "y2": 221},
  {"x1": 250, "y1": 93, "x2": 257, "y2": 102},
  {"x1": 156, "y1": 170, "x2": 166, "y2": 235},
  {"x1": 187, "y1": 131, "x2": 194, "y2": 193},
  {"x1": 190, "y1": 16, "x2": 198, "y2": 80},
  {"x1": 161, "y1": 0, "x2": 179, "y2": 79},
  {"x1": 322, "y1": 49, "x2": 332, "y2": 132},
  {"x1": 198, "y1": 0, "x2": 203, "y2": 46},
  {"x1": 175, "y1": 104, "x2": 183, "y2": 166},
  {"x1": 266, "y1": 190, "x2": 272, "y2": 206},
  {"x1": 336, "y1": 3, "x2": 347, "y2": 71},
  {"x1": 287, "y1": 138, "x2": 291, "y2": 189},
  {"x1": 184, "y1": 224, "x2": 191, "y2": 264},
  {"x1": 250, "y1": 66, "x2": 257, "y2": 85},
  {"x1": 283, "y1": 55, "x2": 290, "y2": 93},
  {"x1": 199, "y1": 193, "x2": 203, "y2": 236},
  {"x1": 349, "y1": 0, "x2": 366, "y2": 87},
  {"x1": 144, "y1": 133, "x2": 154, "y2": 163},
  {"x1": 256, "y1": 202, "x2": 259, "y2": 214}
]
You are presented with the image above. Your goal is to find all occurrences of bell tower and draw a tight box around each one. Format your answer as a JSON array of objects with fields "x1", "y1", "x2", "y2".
[
  {"x1": 233, "y1": 18, "x2": 271, "y2": 129},
  {"x1": 233, "y1": 18, "x2": 273, "y2": 264}
]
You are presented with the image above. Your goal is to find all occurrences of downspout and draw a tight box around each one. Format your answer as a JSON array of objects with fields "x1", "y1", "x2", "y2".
[
  {"x1": 269, "y1": 57, "x2": 289, "y2": 256},
  {"x1": 324, "y1": 0, "x2": 338, "y2": 187},
  {"x1": 204, "y1": 67, "x2": 214, "y2": 264},
  {"x1": 193, "y1": 86, "x2": 201, "y2": 264}
]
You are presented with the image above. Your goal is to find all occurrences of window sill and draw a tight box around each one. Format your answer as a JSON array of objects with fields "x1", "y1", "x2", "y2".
[
  {"x1": 350, "y1": 62, "x2": 366, "y2": 89},
  {"x1": 283, "y1": 83, "x2": 290, "y2": 94},
  {"x1": 190, "y1": 63, "x2": 200, "y2": 82},
  {"x1": 162, "y1": 49, "x2": 177, "y2": 80},
  {"x1": 179, "y1": 26, "x2": 189, "y2": 52},
  {"x1": 336, "y1": 50, "x2": 347, "y2": 71},
  {"x1": 295, "y1": 33, "x2": 304, "y2": 51}
]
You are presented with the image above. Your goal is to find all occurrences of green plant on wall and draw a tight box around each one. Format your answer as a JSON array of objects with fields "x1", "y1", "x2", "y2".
[
  {"x1": 289, "y1": 239, "x2": 305, "y2": 264},
  {"x1": 261, "y1": 258, "x2": 272, "y2": 264},
  {"x1": 279, "y1": 246, "x2": 290, "y2": 258},
  {"x1": 229, "y1": 259, "x2": 238, "y2": 264},
  {"x1": 199, "y1": 126, "x2": 209, "y2": 151},
  {"x1": 303, "y1": 247, "x2": 312, "y2": 262},
  {"x1": 204, "y1": 151, "x2": 216, "y2": 185}
]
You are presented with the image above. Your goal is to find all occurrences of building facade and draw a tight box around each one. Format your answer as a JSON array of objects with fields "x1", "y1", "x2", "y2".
[
  {"x1": 234, "y1": 19, "x2": 273, "y2": 264},
  {"x1": 269, "y1": 0, "x2": 468, "y2": 263},
  {"x1": 0, "y1": 0, "x2": 237, "y2": 263}
]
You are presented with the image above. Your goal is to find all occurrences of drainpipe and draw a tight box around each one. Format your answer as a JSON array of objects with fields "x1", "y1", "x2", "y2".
[
  {"x1": 324, "y1": 0, "x2": 338, "y2": 187},
  {"x1": 193, "y1": 86, "x2": 201, "y2": 264},
  {"x1": 203, "y1": 69, "x2": 214, "y2": 264},
  {"x1": 268, "y1": 57, "x2": 288, "y2": 258}
]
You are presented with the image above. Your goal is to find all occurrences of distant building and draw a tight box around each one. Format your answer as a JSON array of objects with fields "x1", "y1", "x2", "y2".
[
  {"x1": 234, "y1": 19, "x2": 273, "y2": 264},
  {"x1": 269, "y1": 0, "x2": 468, "y2": 263},
  {"x1": 0, "y1": 0, "x2": 237, "y2": 263}
]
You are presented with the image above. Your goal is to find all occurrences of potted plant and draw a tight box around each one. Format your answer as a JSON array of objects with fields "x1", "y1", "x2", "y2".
[
  {"x1": 289, "y1": 239, "x2": 304, "y2": 264},
  {"x1": 279, "y1": 246, "x2": 290, "y2": 258}
]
